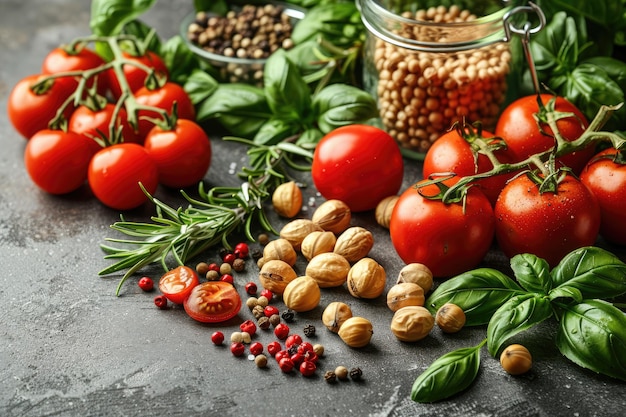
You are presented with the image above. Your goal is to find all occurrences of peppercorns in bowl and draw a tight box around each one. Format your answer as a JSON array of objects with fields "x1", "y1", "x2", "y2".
[{"x1": 181, "y1": 2, "x2": 305, "y2": 85}]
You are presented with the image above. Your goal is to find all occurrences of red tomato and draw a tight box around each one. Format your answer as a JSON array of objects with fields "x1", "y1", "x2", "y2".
[
  {"x1": 494, "y1": 172, "x2": 600, "y2": 266},
  {"x1": 143, "y1": 119, "x2": 211, "y2": 188},
  {"x1": 134, "y1": 82, "x2": 196, "y2": 140},
  {"x1": 88, "y1": 143, "x2": 159, "y2": 210},
  {"x1": 311, "y1": 125, "x2": 404, "y2": 212},
  {"x1": 495, "y1": 94, "x2": 594, "y2": 174},
  {"x1": 184, "y1": 281, "x2": 242, "y2": 323},
  {"x1": 580, "y1": 148, "x2": 626, "y2": 246},
  {"x1": 69, "y1": 103, "x2": 139, "y2": 154},
  {"x1": 107, "y1": 51, "x2": 169, "y2": 99},
  {"x1": 41, "y1": 46, "x2": 107, "y2": 95},
  {"x1": 159, "y1": 265, "x2": 200, "y2": 305},
  {"x1": 7, "y1": 74, "x2": 75, "y2": 139},
  {"x1": 389, "y1": 177, "x2": 495, "y2": 278},
  {"x1": 24, "y1": 129, "x2": 92, "y2": 194},
  {"x1": 423, "y1": 125, "x2": 515, "y2": 206}
]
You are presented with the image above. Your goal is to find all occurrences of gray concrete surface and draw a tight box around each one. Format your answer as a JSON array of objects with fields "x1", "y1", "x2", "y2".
[{"x1": 1, "y1": 1, "x2": 625, "y2": 416}]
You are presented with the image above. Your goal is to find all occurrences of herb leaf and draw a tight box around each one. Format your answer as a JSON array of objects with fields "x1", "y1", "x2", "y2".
[
  {"x1": 426, "y1": 268, "x2": 526, "y2": 326},
  {"x1": 555, "y1": 299, "x2": 626, "y2": 382},
  {"x1": 510, "y1": 253, "x2": 553, "y2": 294},
  {"x1": 312, "y1": 83, "x2": 378, "y2": 133},
  {"x1": 263, "y1": 50, "x2": 311, "y2": 122},
  {"x1": 487, "y1": 293, "x2": 553, "y2": 357},
  {"x1": 411, "y1": 340, "x2": 486, "y2": 403},
  {"x1": 90, "y1": 0, "x2": 157, "y2": 36}
]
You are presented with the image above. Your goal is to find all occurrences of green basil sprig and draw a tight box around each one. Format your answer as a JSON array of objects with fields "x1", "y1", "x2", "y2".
[{"x1": 414, "y1": 246, "x2": 626, "y2": 403}]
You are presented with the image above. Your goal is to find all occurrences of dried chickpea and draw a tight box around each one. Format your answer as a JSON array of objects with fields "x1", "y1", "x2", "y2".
[
  {"x1": 258, "y1": 259, "x2": 297, "y2": 295},
  {"x1": 272, "y1": 181, "x2": 302, "y2": 218},
  {"x1": 283, "y1": 276, "x2": 321, "y2": 313},
  {"x1": 311, "y1": 199, "x2": 351, "y2": 234},
  {"x1": 386, "y1": 282, "x2": 425, "y2": 312},
  {"x1": 333, "y1": 226, "x2": 374, "y2": 263},
  {"x1": 305, "y1": 252, "x2": 351, "y2": 288},
  {"x1": 321, "y1": 301, "x2": 353, "y2": 333},
  {"x1": 301, "y1": 230, "x2": 336, "y2": 261},
  {"x1": 375, "y1": 195, "x2": 399, "y2": 229},
  {"x1": 280, "y1": 219, "x2": 323, "y2": 251},
  {"x1": 346, "y1": 258, "x2": 386, "y2": 299},
  {"x1": 338, "y1": 316, "x2": 374, "y2": 348},
  {"x1": 263, "y1": 238, "x2": 297, "y2": 266},
  {"x1": 397, "y1": 263, "x2": 433, "y2": 293},
  {"x1": 390, "y1": 306, "x2": 434, "y2": 342},
  {"x1": 500, "y1": 344, "x2": 532, "y2": 375},
  {"x1": 435, "y1": 303, "x2": 466, "y2": 333}
]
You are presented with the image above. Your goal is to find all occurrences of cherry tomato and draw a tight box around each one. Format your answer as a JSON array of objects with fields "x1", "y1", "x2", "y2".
[
  {"x1": 8, "y1": 74, "x2": 75, "y2": 139},
  {"x1": 580, "y1": 148, "x2": 626, "y2": 246},
  {"x1": 311, "y1": 125, "x2": 404, "y2": 212},
  {"x1": 389, "y1": 177, "x2": 495, "y2": 278},
  {"x1": 158, "y1": 265, "x2": 200, "y2": 305},
  {"x1": 107, "y1": 50, "x2": 169, "y2": 99},
  {"x1": 24, "y1": 129, "x2": 92, "y2": 195},
  {"x1": 143, "y1": 119, "x2": 212, "y2": 188},
  {"x1": 68, "y1": 103, "x2": 139, "y2": 154},
  {"x1": 494, "y1": 172, "x2": 600, "y2": 266},
  {"x1": 423, "y1": 125, "x2": 515, "y2": 206},
  {"x1": 134, "y1": 82, "x2": 196, "y2": 140},
  {"x1": 41, "y1": 46, "x2": 108, "y2": 96},
  {"x1": 88, "y1": 143, "x2": 159, "y2": 210},
  {"x1": 183, "y1": 281, "x2": 242, "y2": 323},
  {"x1": 495, "y1": 94, "x2": 594, "y2": 174}
]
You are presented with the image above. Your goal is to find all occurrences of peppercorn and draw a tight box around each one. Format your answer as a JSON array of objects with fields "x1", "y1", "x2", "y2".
[
  {"x1": 258, "y1": 316, "x2": 271, "y2": 330},
  {"x1": 246, "y1": 297, "x2": 258, "y2": 309},
  {"x1": 153, "y1": 295, "x2": 168, "y2": 309},
  {"x1": 269, "y1": 314, "x2": 281, "y2": 327},
  {"x1": 219, "y1": 262, "x2": 232, "y2": 275},
  {"x1": 303, "y1": 324, "x2": 316, "y2": 337},
  {"x1": 218, "y1": 247, "x2": 229, "y2": 259},
  {"x1": 281, "y1": 309, "x2": 295, "y2": 322},
  {"x1": 258, "y1": 233, "x2": 270, "y2": 245},
  {"x1": 349, "y1": 367, "x2": 363, "y2": 381},
  {"x1": 255, "y1": 354, "x2": 268, "y2": 368},
  {"x1": 251, "y1": 249, "x2": 263, "y2": 261},
  {"x1": 313, "y1": 343, "x2": 324, "y2": 357},
  {"x1": 230, "y1": 332, "x2": 244, "y2": 343},
  {"x1": 195, "y1": 262, "x2": 210, "y2": 276},
  {"x1": 244, "y1": 282, "x2": 257, "y2": 296},
  {"x1": 335, "y1": 366, "x2": 349, "y2": 380},
  {"x1": 205, "y1": 270, "x2": 219, "y2": 281},
  {"x1": 264, "y1": 305, "x2": 279, "y2": 317},
  {"x1": 252, "y1": 305, "x2": 265, "y2": 319},
  {"x1": 287, "y1": 345, "x2": 299, "y2": 356},
  {"x1": 233, "y1": 258, "x2": 246, "y2": 272},
  {"x1": 256, "y1": 296, "x2": 269, "y2": 308},
  {"x1": 324, "y1": 371, "x2": 337, "y2": 383}
]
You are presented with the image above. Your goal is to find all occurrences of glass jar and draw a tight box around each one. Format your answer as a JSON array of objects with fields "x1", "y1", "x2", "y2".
[{"x1": 357, "y1": 0, "x2": 515, "y2": 154}]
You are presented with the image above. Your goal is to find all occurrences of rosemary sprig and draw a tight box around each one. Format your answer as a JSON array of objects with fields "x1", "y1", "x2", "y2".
[{"x1": 99, "y1": 136, "x2": 314, "y2": 295}]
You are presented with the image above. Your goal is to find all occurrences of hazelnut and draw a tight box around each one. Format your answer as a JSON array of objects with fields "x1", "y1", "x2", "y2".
[
  {"x1": 397, "y1": 263, "x2": 433, "y2": 293},
  {"x1": 347, "y1": 258, "x2": 386, "y2": 299},
  {"x1": 283, "y1": 276, "x2": 321, "y2": 312},
  {"x1": 311, "y1": 199, "x2": 352, "y2": 234},
  {"x1": 500, "y1": 344, "x2": 532, "y2": 375},
  {"x1": 301, "y1": 230, "x2": 336, "y2": 261},
  {"x1": 279, "y1": 219, "x2": 323, "y2": 251},
  {"x1": 258, "y1": 259, "x2": 297, "y2": 295},
  {"x1": 272, "y1": 181, "x2": 302, "y2": 218},
  {"x1": 305, "y1": 252, "x2": 351, "y2": 288},
  {"x1": 263, "y1": 238, "x2": 297, "y2": 266},
  {"x1": 375, "y1": 195, "x2": 399, "y2": 228},
  {"x1": 338, "y1": 316, "x2": 374, "y2": 348},
  {"x1": 390, "y1": 306, "x2": 434, "y2": 342},
  {"x1": 435, "y1": 303, "x2": 466, "y2": 333},
  {"x1": 386, "y1": 282, "x2": 425, "y2": 312},
  {"x1": 321, "y1": 301, "x2": 353, "y2": 333},
  {"x1": 333, "y1": 226, "x2": 374, "y2": 263}
]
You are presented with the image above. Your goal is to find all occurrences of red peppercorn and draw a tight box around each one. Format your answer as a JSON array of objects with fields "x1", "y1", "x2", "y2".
[
  {"x1": 230, "y1": 342, "x2": 245, "y2": 357},
  {"x1": 279, "y1": 357, "x2": 295, "y2": 373},
  {"x1": 138, "y1": 276, "x2": 154, "y2": 291},
  {"x1": 211, "y1": 331, "x2": 225, "y2": 345},
  {"x1": 267, "y1": 341, "x2": 281, "y2": 357},
  {"x1": 290, "y1": 352, "x2": 304, "y2": 367},
  {"x1": 299, "y1": 360, "x2": 317, "y2": 377},
  {"x1": 274, "y1": 323, "x2": 290, "y2": 340},
  {"x1": 264, "y1": 305, "x2": 280, "y2": 318},
  {"x1": 220, "y1": 274, "x2": 234, "y2": 284},
  {"x1": 234, "y1": 242, "x2": 249, "y2": 258},
  {"x1": 285, "y1": 334, "x2": 303, "y2": 349},
  {"x1": 304, "y1": 351, "x2": 319, "y2": 364},
  {"x1": 244, "y1": 282, "x2": 258, "y2": 296},
  {"x1": 260, "y1": 289, "x2": 273, "y2": 300},
  {"x1": 208, "y1": 263, "x2": 220, "y2": 272},
  {"x1": 223, "y1": 253, "x2": 236, "y2": 265},
  {"x1": 274, "y1": 349, "x2": 290, "y2": 363},
  {"x1": 240, "y1": 320, "x2": 257, "y2": 336},
  {"x1": 298, "y1": 341, "x2": 314, "y2": 354},
  {"x1": 153, "y1": 295, "x2": 168, "y2": 309},
  {"x1": 249, "y1": 341, "x2": 264, "y2": 356}
]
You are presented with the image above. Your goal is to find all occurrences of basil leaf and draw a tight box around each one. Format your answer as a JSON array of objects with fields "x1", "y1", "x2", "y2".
[
  {"x1": 195, "y1": 83, "x2": 272, "y2": 137},
  {"x1": 90, "y1": 0, "x2": 157, "y2": 36},
  {"x1": 184, "y1": 70, "x2": 219, "y2": 105},
  {"x1": 263, "y1": 50, "x2": 311, "y2": 121},
  {"x1": 120, "y1": 20, "x2": 162, "y2": 53},
  {"x1": 291, "y1": 2, "x2": 363, "y2": 48},
  {"x1": 510, "y1": 253, "x2": 552, "y2": 294},
  {"x1": 487, "y1": 294, "x2": 553, "y2": 357},
  {"x1": 555, "y1": 299, "x2": 626, "y2": 382},
  {"x1": 426, "y1": 268, "x2": 526, "y2": 326},
  {"x1": 193, "y1": 0, "x2": 227, "y2": 14},
  {"x1": 296, "y1": 128, "x2": 323, "y2": 147},
  {"x1": 551, "y1": 246, "x2": 626, "y2": 300},
  {"x1": 536, "y1": 0, "x2": 625, "y2": 27},
  {"x1": 411, "y1": 341, "x2": 485, "y2": 403},
  {"x1": 312, "y1": 84, "x2": 378, "y2": 133},
  {"x1": 159, "y1": 36, "x2": 201, "y2": 85},
  {"x1": 253, "y1": 118, "x2": 300, "y2": 146}
]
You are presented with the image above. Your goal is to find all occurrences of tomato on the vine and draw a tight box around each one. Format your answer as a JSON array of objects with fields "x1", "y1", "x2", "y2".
[
  {"x1": 495, "y1": 94, "x2": 594, "y2": 174},
  {"x1": 24, "y1": 129, "x2": 92, "y2": 195},
  {"x1": 494, "y1": 172, "x2": 600, "y2": 266},
  {"x1": 8, "y1": 74, "x2": 75, "y2": 139},
  {"x1": 143, "y1": 119, "x2": 211, "y2": 188},
  {"x1": 422, "y1": 124, "x2": 515, "y2": 206},
  {"x1": 134, "y1": 82, "x2": 196, "y2": 140},
  {"x1": 389, "y1": 176, "x2": 495, "y2": 278},
  {"x1": 311, "y1": 125, "x2": 404, "y2": 212},
  {"x1": 88, "y1": 143, "x2": 159, "y2": 210},
  {"x1": 159, "y1": 265, "x2": 200, "y2": 305},
  {"x1": 580, "y1": 148, "x2": 626, "y2": 246},
  {"x1": 107, "y1": 50, "x2": 169, "y2": 99},
  {"x1": 183, "y1": 281, "x2": 242, "y2": 323},
  {"x1": 69, "y1": 103, "x2": 139, "y2": 154},
  {"x1": 41, "y1": 46, "x2": 108, "y2": 96}
]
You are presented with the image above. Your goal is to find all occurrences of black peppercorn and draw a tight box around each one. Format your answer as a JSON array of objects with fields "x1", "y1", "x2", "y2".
[
  {"x1": 258, "y1": 316, "x2": 270, "y2": 330},
  {"x1": 281, "y1": 309, "x2": 295, "y2": 322},
  {"x1": 349, "y1": 367, "x2": 363, "y2": 381},
  {"x1": 287, "y1": 345, "x2": 299, "y2": 355},
  {"x1": 303, "y1": 324, "x2": 316, "y2": 337},
  {"x1": 324, "y1": 371, "x2": 337, "y2": 383},
  {"x1": 218, "y1": 247, "x2": 229, "y2": 260}
]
